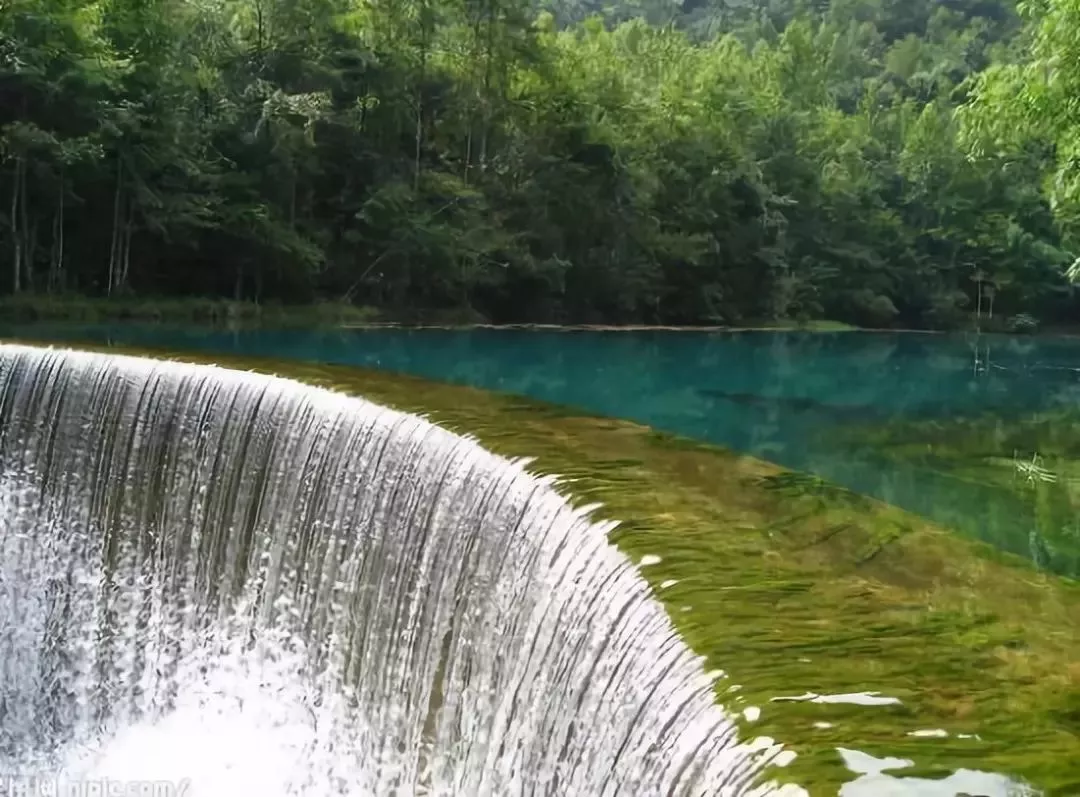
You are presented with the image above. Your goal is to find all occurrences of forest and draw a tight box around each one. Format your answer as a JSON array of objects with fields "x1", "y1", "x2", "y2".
[{"x1": 3, "y1": 0, "x2": 1080, "y2": 327}]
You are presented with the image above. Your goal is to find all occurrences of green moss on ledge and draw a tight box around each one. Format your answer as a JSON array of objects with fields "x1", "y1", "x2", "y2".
[{"x1": 9, "y1": 339, "x2": 1080, "y2": 796}]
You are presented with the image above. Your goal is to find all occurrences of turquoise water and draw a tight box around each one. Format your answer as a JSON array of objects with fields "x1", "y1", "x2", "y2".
[{"x1": 7, "y1": 323, "x2": 1080, "y2": 577}]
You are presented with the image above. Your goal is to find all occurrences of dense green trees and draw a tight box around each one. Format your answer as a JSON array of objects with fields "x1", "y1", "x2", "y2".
[{"x1": 0, "y1": 0, "x2": 1077, "y2": 326}]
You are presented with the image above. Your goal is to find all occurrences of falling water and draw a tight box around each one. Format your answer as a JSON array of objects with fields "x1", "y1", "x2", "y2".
[{"x1": 0, "y1": 344, "x2": 796, "y2": 796}]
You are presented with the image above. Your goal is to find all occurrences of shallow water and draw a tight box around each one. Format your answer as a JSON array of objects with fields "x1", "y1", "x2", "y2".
[
  {"x1": 0, "y1": 344, "x2": 794, "y2": 796},
  {"x1": 2, "y1": 334, "x2": 1075, "y2": 795},
  {"x1": 7, "y1": 325, "x2": 1080, "y2": 577}
]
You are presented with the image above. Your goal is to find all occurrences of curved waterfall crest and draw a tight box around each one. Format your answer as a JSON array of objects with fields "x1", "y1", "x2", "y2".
[{"x1": 0, "y1": 343, "x2": 794, "y2": 796}]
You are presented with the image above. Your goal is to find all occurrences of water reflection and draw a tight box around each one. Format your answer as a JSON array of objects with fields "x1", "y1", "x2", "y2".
[
  {"x1": 7, "y1": 324, "x2": 1080, "y2": 577},
  {"x1": 837, "y1": 748, "x2": 1036, "y2": 796}
]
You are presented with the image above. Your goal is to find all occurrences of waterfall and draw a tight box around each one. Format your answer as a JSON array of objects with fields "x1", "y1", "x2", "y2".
[{"x1": 0, "y1": 344, "x2": 795, "y2": 797}]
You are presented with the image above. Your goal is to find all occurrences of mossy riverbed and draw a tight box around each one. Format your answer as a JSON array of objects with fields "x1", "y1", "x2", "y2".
[
  {"x1": 9, "y1": 339, "x2": 1080, "y2": 796},
  {"x1": 833, "y1": 411, "x2": 1080, "y2": 579}
]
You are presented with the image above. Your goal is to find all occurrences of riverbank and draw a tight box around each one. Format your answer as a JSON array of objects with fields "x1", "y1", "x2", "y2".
[
  {"x1": 5, "y1": 294, "x2": 1073, "y2": 336},
  {"x1": 9, "y1": 336, "x2": 1079, "y2": 796},
  {"x1": 341, "y1": 319, "x2": 865, "y2": 333},
  {"x1": 0, "y1": 294, "x2": 961, "y2": 334},
  {"x1": 0, "y1": 295, "x2": 380, "y2": 326},
  {"x1": 0, "y1": 295, "x2": 863, "y2": 331}
]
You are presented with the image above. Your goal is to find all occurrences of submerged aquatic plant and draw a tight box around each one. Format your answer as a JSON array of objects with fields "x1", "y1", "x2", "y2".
[{"x1": 1013, "y1": 451, "x2": 1059, "y2": 484}]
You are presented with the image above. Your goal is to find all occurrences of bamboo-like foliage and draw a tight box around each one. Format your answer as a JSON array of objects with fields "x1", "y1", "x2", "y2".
[{"x1": 0, "y1": 0, "x2": 1074, "y2": 326}]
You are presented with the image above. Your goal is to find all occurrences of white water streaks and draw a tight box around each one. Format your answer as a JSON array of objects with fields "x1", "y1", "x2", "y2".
[
  {"x1": 771, "y1": 692, "x2": 902, "y2": 707},
  {"x1": 0, "y1": 344, "x2": 796, "y2": 797}
]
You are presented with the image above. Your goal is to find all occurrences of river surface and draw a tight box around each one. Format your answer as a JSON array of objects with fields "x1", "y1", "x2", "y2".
[{"x1": 7, "y1": 324, "x2": 1080, "y2": 577}]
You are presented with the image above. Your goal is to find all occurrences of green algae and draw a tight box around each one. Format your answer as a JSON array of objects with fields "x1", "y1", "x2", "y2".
[
  {"x1": 8, "y1": 338, "x2": 1080, "y2": 796},
  {"x1": 833, "y1": 411, "x2": 1080, "y2": 579}
]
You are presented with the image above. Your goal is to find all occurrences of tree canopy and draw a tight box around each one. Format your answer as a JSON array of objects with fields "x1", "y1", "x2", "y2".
[{"x1": 1, "y1": 0, "x2": 1077, "y2": 327}]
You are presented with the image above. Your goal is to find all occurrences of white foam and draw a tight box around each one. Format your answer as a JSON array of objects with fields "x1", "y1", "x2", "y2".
[
  {"x1": 772, "y1": 691, "x2": 901, "y2": 706},
  {"x1": 837, "y1": 748, "x2": 912, "y2": 776},
  {"x1": 773, "y1": 751, "x2": 797, "y2": 768},
  {"x1": 907, "y1": 729, "x2": 948, "y2": 738}
]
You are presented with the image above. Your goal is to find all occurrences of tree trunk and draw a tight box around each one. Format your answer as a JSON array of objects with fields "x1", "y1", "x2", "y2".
[
  {"x1": 480, "y1": 0, "x2": 496, "y2": 168},
  {"x1": 50, "y1": 174, "x2": 65, "y2": 293},
  {"x1": 414, "y1": 0, "x2": 429, "y2": 192},
  {"x1": 11, "y1": 156, "x2": 23, "y2": 294},
  {"x1": 24, "y1": 215, "x2": 37, "y2": 292},
  {"x1": 289, "y1": 170, "x2": 297, "y2": 227},
  {"x1": 19, "y1": 156, "x2": 34, "y2": 291},
  {"x1": 414, "y1": 102, "x2": 423, "y2": 191},
  {"x1": 464, "y1": 128, "x2": 473, "y2": 182},
  {"x1": 359, "y1": 79, "x2": 369, "y2": 135},
  {"x1": 119, "y1": 202, "x2": 134, "y2": 291},
  {"x1": 464, "y1": 14, "x2": 484, "y2": 183},
  {"x1": 108, "y1": 159, "x2": 123, "y2": 296}
]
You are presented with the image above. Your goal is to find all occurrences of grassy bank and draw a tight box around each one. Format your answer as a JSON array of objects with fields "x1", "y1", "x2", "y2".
[
  {"x1": 3, "y1": 294, "x2": 1042, "y2": 334},
  {"x1": 0, "y1": 295, "x2": 380, "y2": 327},
  {"x1": 0, "y1": 295, "x2": 860, "y2": 331},
  {"x1": 5, "y1": 337, "x2": 1080, "y2": 795}
]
